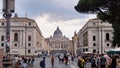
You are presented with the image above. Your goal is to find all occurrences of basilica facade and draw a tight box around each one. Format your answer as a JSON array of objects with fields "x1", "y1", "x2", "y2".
[{"x1": 47, "y1": 27, "x2": 70, "y2": 55}]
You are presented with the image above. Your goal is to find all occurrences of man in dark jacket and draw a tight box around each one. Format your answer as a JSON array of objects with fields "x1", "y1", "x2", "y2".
[
  {"x1": 100, "y1": 54, "x2": 106, "y2": 68},
  {"x1": 40, "y1": 57, "x2": 46, "y2": 68}
]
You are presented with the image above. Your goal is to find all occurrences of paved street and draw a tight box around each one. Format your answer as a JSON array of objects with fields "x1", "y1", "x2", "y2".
[{"x1": 27, "y1": 57, "x2": 90, "y2": 68}]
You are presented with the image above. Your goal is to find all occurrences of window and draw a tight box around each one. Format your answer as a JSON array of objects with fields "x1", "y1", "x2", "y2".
[
  {"x1": 93, "y1": 22, "x2": 96, "y2": 26},
  {"x1": 83, "y1": 49, "x2": 85, "y2": 52},
  {"x1": 29, "y1": 23, "x2": 31, "y2": 26},
  {"x1": 97, "y1": 51, "x2": 99, "y2": 53},
  {"x1": 93, "y1": 49, "x2": 96, "y2": 53},
  {"x1": 2, "y1": 22, "x2": 4, "y2": 26},
  {"x1": 28, "y1": 43, "x2": 31, "y2": 47},
  {"x1": 14, "y1": 44, "x2": 17, "y2": 47},
  {"x1": 1, "y1": 35, "x2": 4, "y2": 41},
  {"x1": 93, "y1": 36, "x2": 96, "y2": 41},
  {"x1": 14, "y1": 33, "x2": 18, "y2": 41},
  {"x1": 1, "y1": 43, "x2": 4, "y2": 47},
  {"x1": 93, "y1": 43, "x2": 96, "y2": 46},
  {"x1": 28, "y1": 36, "x2": 31, "y2": 41},
  {"x1": 86, "y1": 48, "x2": 88, "y2": 51},
  {"x1": 107, "y1": 43, "x2": 109, "y2": 47},
  {"x1": 28, "y1": 49, "x2": 31, "y2": 53},
  {"x1": 106, "y1": 33, "x2": 110, "y2": 41}
]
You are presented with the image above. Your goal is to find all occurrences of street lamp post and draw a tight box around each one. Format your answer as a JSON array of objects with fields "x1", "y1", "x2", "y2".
[
  {"x1": 2, "y1": 0, "x2": 15, "y2": 67},
  {"x1": 3, "y1": 0, "x2": 15, "y2": 54},
  {"x1": 4, "y1": 12, "x2": 11, "y2": 54},
  {"x1": 101, "y1": 23, "x2": 103, "y2": 54},
  {"x1": 25, "y1": 24, "x2": 27, "y2": 56}
]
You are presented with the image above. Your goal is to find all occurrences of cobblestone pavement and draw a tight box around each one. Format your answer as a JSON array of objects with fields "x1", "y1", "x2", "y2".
[
  {"x1": 27, "y1": 57, "x2": 82, "y2": 68},
  {"x1": 25, "y1": 57, "x2": 120, "y2": 68}
]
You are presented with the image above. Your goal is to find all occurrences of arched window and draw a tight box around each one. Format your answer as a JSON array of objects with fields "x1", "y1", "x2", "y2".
[
  {"x1": 14, "y1": 33, "x2": 18, "y2": 41},
  {"x1": 106, "y1": 33, "x2": 110, "y2": 41}
]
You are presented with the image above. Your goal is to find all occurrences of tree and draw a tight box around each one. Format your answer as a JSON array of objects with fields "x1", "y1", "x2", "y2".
[{"x1": 75, "y1": 0, "x2": 120, "y2": 47}]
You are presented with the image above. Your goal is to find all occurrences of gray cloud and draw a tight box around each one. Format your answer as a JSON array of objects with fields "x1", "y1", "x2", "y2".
[
  {"x1": 14, "y1": 0, "x2": 91, "y2": 20},
  {"x1": 0, "y1": 0, "x2": 94, "y2": 21}
]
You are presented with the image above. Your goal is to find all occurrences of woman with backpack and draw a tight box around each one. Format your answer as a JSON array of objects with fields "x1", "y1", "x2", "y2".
[{"x1": 78, "y1": 56, "x2": 85, "y2": 68}]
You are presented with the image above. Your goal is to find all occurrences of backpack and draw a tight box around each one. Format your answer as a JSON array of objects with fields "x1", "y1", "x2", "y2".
[
  {"x1": 39, "y1": 60, "x2": 44, "y2": 67},
  {"x1": 100, "y1": 56, "x2": 106, "y2": 65},
  {"x1": 91, "y1": 58, "x2": 96, "y2": 66},
  {"x1": 92, "y1": 58, "x2": 96, "y2": 64},
  {"x1": 51, "y1": 57, "x2": 54, "y2": 62}
]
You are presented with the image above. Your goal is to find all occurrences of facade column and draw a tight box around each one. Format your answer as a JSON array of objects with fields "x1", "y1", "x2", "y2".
[
  {"x1": 72, "y1": 35, "x2": 77, "y2": 56},
  {"x1": 98, "y1": 22, "x2": 104, "y2": 54}
]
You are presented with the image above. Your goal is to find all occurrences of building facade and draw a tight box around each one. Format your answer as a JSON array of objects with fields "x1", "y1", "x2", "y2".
[
  {"x1": 0, "y1": 14, "x2": 45, "y2": 56},
  {"x1": 75, "y1": 18, "x2": 113, "y2": 54},
  {"x1": 47, "y1": 27, "x2": 71, "y2": 55},
  {"x1": 72, "y1": 31, "x2": 78, "y2": 55}
]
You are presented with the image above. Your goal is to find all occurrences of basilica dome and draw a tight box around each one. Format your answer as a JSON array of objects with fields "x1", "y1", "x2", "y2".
[{"x1": 53, "y1": 27, "x2": 63, "y2": 37}]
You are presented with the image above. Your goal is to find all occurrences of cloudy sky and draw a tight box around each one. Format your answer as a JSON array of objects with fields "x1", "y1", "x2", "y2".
[{"x1": 0, "y1": 0, "x2": 96, "y2": 39}]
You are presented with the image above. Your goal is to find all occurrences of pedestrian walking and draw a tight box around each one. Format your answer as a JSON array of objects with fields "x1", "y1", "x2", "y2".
[
  {"x1": 91, "y1": 56, "x2": 97, "y2": 68},
  {"x1": 51, "y1": 55, "x2": 54, "y2": 67},
  {"x1": 71, "y1": 55, "x2": 75, "y2": 63},
  {"x1": 110, "y1": 55, "x2": 117, "y2": 68},
  {"x1": 100, "y1": 54, "x2": 106, "y2": 68},
  {"x1": 31, "y1": 56, "x2": 35, "y2": 66},
  {"x1": 64, "y1": 54, "x2": 68, "y2": 65},
  {"x1": 68, "y1": 55, "x2": 71, "y2": 64},
  {"x1": 39, "y1": 57, "x2": 46, "y2": 68},
  {"x1": 21, "y1": 56, "x2": 27, "y2": 68},
  {"x1": 77, "y1": 56, "x2": 85, "y2": 68}
]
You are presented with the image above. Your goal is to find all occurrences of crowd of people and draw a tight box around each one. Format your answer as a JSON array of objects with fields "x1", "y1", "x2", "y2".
[
  {"x1": 39, "y1": 54, "x2": 75, "y2": 68},
  {"x1": 3, "y1": 53, "x2": 120, "y2": 68},
  {"x1": 39, "y1": 53, "x2": 76, "y2": 68},
  {"x1": 77, "y1": 53, "x2": 120, "y2": 68},
  {"x1": 2, "y1": 55, "x2": 35, "y2": 68},
  {"x1": 39, "y1": 53, "x2": 120, "y2": 68}
]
